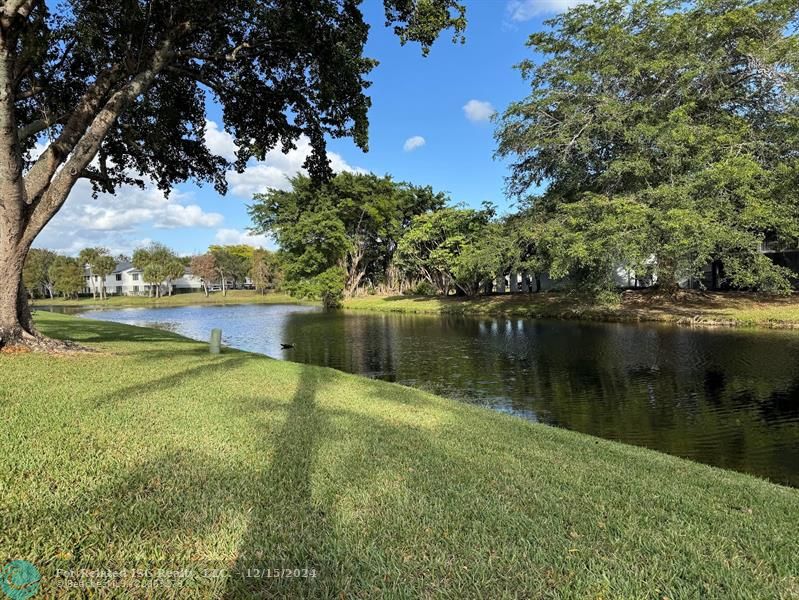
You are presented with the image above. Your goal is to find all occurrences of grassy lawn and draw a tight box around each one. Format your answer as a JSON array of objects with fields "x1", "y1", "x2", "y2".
[
  {"x1": 31, "y1": 290, "x2": 302, "y2": 309},
  {"x1": 1, "y1": 313, "x2": 797, "y2": 598},
  {"x1": 345, "y1": 289, "x2": 799, "y2": 329}
]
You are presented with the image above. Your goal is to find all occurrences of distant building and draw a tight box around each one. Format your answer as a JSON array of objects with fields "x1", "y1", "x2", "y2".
[{"x1": 83, "y1": 261, "x2": 204, "y2": 296}]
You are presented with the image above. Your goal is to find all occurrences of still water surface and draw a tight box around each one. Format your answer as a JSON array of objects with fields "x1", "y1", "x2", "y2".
[{"x1": 69, "y1": 303, "x2": 799, "y2": 486}]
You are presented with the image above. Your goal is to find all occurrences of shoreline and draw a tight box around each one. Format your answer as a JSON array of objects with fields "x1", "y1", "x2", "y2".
[
  {"x1": 343, "y1": 290, "x2": 799, "y2": 330},
  {"x1": 32, "y1": 288, "x2": 799, "y2": 330}
]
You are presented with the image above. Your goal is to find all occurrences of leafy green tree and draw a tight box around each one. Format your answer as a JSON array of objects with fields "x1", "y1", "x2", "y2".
[
  {"x1": 496, "y1": 0, "x2": 799, "y2": 293},
  {"x1": 164, "y1": 259, "x2": 185, "y2": 296},
  {"x1": 0, "y1": 0, "x2": 466, "y2": 347},
  {"x1": 208, "y1": 245, "x2": 255, "y2": 264},
  {"x1": 396, "y1": 205, "x2": 496, "y2": 296},
  {"x1": 50, "y1": 257, "x2": 84, "y2": 299},
  {"x1": 211, "y1": 247, "x2": 250, "y2": 295},
  {"x1": 505, "y1": 211, "x2": 549, "y2": 292},
  {"x1": 316, "y1": 266, "x2": 347, "y2": 308},
  {"x1": 93, "y1": 254, "x2": 117, "y2": 300},
  {"x1": 250, "y1": 173, "x2": 446, "y2": 296},
  {"x1": 23, "y1": 249, "x2": 56, "y2": 299},
  {"x1": 449, "y1": 222, "x2": 505, "y2": 296},
  {"x1": 133, "y1": 243, "x2": 181, "y2": 298},
  {"x1": 78, "y1": 247, "x2": 107, "y2": 299}
]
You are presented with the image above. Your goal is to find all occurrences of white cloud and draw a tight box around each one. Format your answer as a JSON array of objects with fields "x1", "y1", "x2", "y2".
[
  {"x1": 204, "y1": 120, "x2": 238, "y2": 161},
  {"x1": 35, "y1": 176, "x2": 223, "y2": 255},
  {"x1": 34, "y1": 120, "x2": 366, "y2": 254},
  {"x1": 204, "y1": 121, "x2": 367, "y2": 197},
  {"x1": 403, "y1": 136, "x2": 426, "y2": 152},
  {"x1": 214, "y1": 228, "x2": 274, "y2": 249},
  {"x1": 507, "y1": 0, "x2": 585, "y2": 20},
  {"x1": 227, "y1": 163, "x2": 295, "y2": 198},
  {"x1": 462, "y1": 100, "x2": 496, "y2": 123}
]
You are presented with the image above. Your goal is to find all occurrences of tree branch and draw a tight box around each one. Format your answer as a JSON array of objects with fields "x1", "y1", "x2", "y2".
[
  {"x1": 2, "y1": 0, "x2": 36, "y2": 19},
  {"x1": 166, "y1": 65, "x2": 223, "y2": 93},
  {"x1": 22, "y1": 64, "x2": 123, "y2": 205},
  {"x1": 17, "y1": 113, "x2": 63, "y2": 140},
  {"x1": 23, "y1": 23, "x2": 192, "y2": 243}
]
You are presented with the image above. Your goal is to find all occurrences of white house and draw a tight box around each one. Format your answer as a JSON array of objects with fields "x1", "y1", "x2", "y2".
[{"x1": 84, "y1": 260, "x2": 204, "y2": 296}]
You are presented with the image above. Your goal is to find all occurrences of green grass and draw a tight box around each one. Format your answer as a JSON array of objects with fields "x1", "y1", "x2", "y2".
[
  {"x1": 31, "y1": 290, "x2": 303, "y2": 308},
  {"x1": 345, "y1": 290, "x2": 799, "y2": 329},
  {"x1": 1, "y1": 313, "x2": 797, "y2": 598}
]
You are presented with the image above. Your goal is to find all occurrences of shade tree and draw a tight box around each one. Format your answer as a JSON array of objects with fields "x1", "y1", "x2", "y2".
[
  {"x1": 22, "y1": 248, "x2": 56, "y2": 298},
  {"x1": 132, "y1": 242, "x2": 182, "y2": 298},
  {"x1": 496, "y1": 0, "x2": 799, "y2": 293},
  {"x1": 396, "y1": 205, "x2": 496, "y2": 296},
  {"x1": 78, "y1": 247, "x2": 107, "y2": 300},
  {"x1": 249, "y1": 172, "x2": 447, "y2": 296},
  {"x1": 50, "y1": 256, "x2": 84, "y2": 298},
  {"x1": 93, "y1": 253, "x2": 117, "y2": 300},
  {"x1": 0, "y1": 0, "x2": 466, "y2": 347},
  {"x1": 210, "y1": 246, "x2": 250, "y2": 296}
]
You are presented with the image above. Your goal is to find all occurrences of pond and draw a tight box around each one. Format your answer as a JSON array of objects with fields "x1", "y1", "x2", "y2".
[{"x1": 53, "y1": 303, "x2": 799, "y2": 486}]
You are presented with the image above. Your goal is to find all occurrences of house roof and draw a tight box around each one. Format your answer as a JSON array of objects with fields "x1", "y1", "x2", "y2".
[{"x1": 113, "y1": 260, "x2": 140, "y2": 273}]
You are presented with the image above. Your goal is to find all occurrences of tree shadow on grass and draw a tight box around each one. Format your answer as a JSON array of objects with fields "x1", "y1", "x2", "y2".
[
  {"x1": 38, "y1": 316, "x2": 200, "y2": 346},
  {"x1": 12, "y1": 355, "x2": 796, "y2": 598},
  {"x1": 89, "y1": 353, "x2": 256, "y2": 407},
  {"x1": 223, "y1": 366, "x2": 331, "y2": 599}
]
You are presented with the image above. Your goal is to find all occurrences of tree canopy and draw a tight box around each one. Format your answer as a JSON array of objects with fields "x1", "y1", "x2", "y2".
[
  {"x1": 496, "y1": 0, "x2": 799, "y2": 292},
  {"x1": 396, "y1": 205, "x2": 496, "y2": 296},
  {"x1": 22, "y1": 248, "x2": 55, "y2": 298},
  {"x1": 250, "y1": 172, "x2": 447, "y2": 297},
  {"x1": 132, "y1": 242, "x2": 183, "y2": 298}
]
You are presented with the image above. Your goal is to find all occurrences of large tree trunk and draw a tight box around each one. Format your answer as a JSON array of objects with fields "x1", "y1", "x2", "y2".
[
  {"x1": 345, "y1": 268, "x2": 366, "y2": 297},
  {"x1": 0, "y1": 234, "x2": 36, "y2": 346},
  {"x1": 0, "y1": 25, "x2": 182, "y2": 349}
]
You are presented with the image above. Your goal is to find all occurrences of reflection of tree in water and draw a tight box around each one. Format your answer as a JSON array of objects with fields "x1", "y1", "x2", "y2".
[{"x1": 280, "y1": 311, "x2": 799, "y2": 486}]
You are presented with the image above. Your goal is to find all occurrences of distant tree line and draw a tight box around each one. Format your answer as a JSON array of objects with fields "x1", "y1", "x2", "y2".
[{"x1": 23, "y1": 243, "x2": 283, "y2": 300}]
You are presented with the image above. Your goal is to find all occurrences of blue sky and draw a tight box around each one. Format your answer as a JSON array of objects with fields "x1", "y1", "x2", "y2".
[{"x1": 36, "y1": 0, "x2": 577, "y2": 257}]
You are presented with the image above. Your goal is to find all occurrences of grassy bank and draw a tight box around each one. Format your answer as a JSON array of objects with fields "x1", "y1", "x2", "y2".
[
  {"x1": 345, "y1": 289, "x2": 799, "y2": 329},
  {"x1": 0, "y1": 314, "x2": 796, "y2": 598},
  {"x1": 31, "y1": 290, "x2": 302, "y2": 309}
]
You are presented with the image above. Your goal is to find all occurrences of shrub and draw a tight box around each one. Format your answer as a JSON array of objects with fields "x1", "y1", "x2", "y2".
[
  {"x1": 407, "y1": 280, "x2": 437, "y2": 296},
  {"x1": 286, "y1": 267, "x2": 346, "y2": 308}
]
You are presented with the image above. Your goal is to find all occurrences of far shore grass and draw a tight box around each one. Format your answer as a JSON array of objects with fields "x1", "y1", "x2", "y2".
[
  {"x1": 31, "y1": 289, "x2": 303, "y2": 308},
  {"x1": 1, "y1": 312, "x2": 797, "y2": 597},
  {"x1": 345, "y1": 289, "x2": 799, "y2": 329}
]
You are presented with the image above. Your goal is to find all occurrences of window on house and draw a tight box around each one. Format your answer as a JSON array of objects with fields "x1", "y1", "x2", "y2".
[
  {"x1": 116, "y1": 286, "x2": 122, "y2": 294},
  {"x1": 133, "y1": 285, "x2": 139, "y2": 293},
  {"x1": 132, "y1": 273, "x2": 139, "y2": 281},
  {"x1": 116, "y1": 274, "x2": 122, "y2": 281}
]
